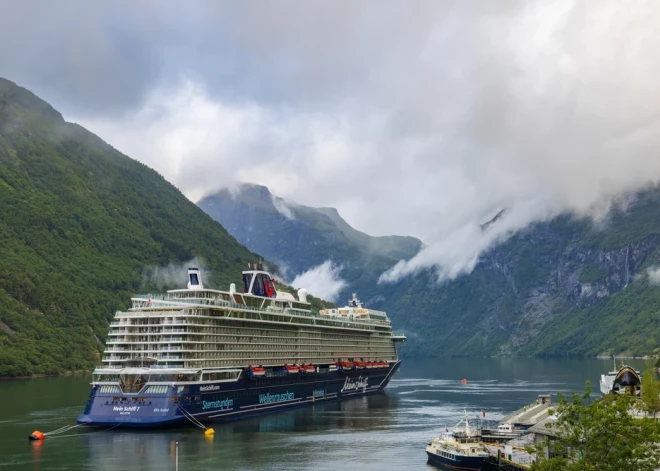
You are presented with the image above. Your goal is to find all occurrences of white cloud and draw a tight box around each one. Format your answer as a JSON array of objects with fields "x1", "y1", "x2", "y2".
[
  {"x1": 54, "y1": 1, "x2": 660, "y2": 284},
  {"x1": 141, "y1": 257, "x2": 209, "y2": 290},
  {"x1": 289, "y1": 261, "x2": 346, "y2": 302},
  {"x1": 648, "y1": 266, "x2": 660, "y2": 286},
  {"x1": 271, "y1": 193, "x2": 296, "y2": 220}
]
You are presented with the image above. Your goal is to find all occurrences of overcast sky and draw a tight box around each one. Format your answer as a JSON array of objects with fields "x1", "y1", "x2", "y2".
[{"x1": 2, "y1": 1, "x2": 660, "y2": 282}]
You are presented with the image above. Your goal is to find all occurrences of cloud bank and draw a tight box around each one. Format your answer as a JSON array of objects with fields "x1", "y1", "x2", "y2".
[
  {"x1": 4, "y1": 1, "x2": 660, "y2": 282},
  {"x1": 648, "y1": 266, "x2": 660, "y2": 286},
  {"x1": 290, "y1": 261, "x2": 346, "y2": 302}
]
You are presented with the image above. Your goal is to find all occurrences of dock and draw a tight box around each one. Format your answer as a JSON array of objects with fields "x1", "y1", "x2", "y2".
[{"x1": 500, "y1": 394, "x2": 552, "y2": 428}]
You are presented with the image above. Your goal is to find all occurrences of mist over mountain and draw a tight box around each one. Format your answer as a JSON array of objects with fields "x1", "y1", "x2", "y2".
[
  {"x1": 198, "y1": 183, "x2": 422, "y2": 302},
  {"x1": 200, "y1": 183, "x2": 660, "y2": 358}
]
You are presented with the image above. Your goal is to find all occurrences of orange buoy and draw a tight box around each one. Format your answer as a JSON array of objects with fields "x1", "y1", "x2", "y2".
[
  {"x1": 461, "y1": 378, "x2": 467, "y2": 383},
  {"x1": 29, "y1": 430, "x2": 45, "y2": 441}
]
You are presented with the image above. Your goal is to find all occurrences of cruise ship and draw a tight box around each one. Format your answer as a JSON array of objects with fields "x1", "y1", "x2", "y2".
[{"x1": 77, "y1": 263, "x2": 405, "y2": 427}]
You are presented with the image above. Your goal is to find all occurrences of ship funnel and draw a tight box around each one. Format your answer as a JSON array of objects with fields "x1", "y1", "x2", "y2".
[
  {"x1": 187, "y1": 268, "x2": 204, "y2": 290},
  {"x1": 298, "y1": 288, "x2": 308, "y2": 303}
]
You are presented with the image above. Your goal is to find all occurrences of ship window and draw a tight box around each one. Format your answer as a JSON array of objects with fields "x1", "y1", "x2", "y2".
[
  {"x1": 242, "y1": 273, "x2": 253, "y2": 293},
  {"x1": 252, "y1": 274, "x2": 267, "y2": 297}
]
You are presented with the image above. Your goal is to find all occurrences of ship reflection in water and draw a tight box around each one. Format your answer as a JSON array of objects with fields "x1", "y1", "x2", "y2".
[{"x1": 83, "y1": 394, "x2": 398, "y2": 471}]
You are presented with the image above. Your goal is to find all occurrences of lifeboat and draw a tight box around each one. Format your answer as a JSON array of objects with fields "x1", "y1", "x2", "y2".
[
  {"x1": 366, "y1": 362, "x2": 374, "y2": 369},
  {"x1": 284, "y1": 364, "x2": 300, "y2": 374},
  {"x1": 304, "y1": 365, "x2": 316, "y2": 373},
  {"x1": 354, "y1": 360, "x2": 365, "y2": 369},
  {"x1": 249, "y1": 366, "x2": 266, "y2": 377},
  {"x1": 340, "y1": 361, "x2": 354, "y2": 371},
  {"x1": 378, "y1": 361, "x2": 388, "y2": 368}
]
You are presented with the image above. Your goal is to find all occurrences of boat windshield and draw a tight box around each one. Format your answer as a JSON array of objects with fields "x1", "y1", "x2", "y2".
[
  {"x1": 120, "y1": 373, "x2": 148, "y2": 393},
  {"x1": 242, "y1": 273, "x2": 253, "y2": 293}
]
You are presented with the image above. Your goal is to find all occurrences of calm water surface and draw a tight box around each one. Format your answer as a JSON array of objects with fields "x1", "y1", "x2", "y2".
[{"x1": 0, "y1": 357, "x2": 647, "y2": 470}]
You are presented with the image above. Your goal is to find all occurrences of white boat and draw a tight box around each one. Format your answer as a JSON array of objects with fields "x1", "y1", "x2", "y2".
[
  {"x1": 77, "y1": 264, "x2": 405, "y2": 428},
  {"x1": 600, "y1": 358, "x2": 642, "y2": 396},
  {"x1": 426, "y1": 410, "x2": 490, "y2": 470}
]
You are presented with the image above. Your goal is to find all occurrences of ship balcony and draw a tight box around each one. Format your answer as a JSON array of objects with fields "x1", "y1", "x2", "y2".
[{"x1": 160, "y1": 355, "x2": 182, "y2": 360}]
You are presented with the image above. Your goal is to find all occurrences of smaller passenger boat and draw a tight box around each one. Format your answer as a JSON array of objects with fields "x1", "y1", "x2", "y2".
[
  {"x1": 426, "y1": 410, "x2": 490, "y2": 470},
  {"x1": 600, "y1": 358, "x2": 642, "y2": 396}
]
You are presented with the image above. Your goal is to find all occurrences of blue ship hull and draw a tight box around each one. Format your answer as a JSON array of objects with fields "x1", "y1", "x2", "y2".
[
  {"x1": 426, "y1": 450, "x2": 487, "y2": 470},
  {"x1": 78, "y1": 362, "x2": 400, "y2": 428}
]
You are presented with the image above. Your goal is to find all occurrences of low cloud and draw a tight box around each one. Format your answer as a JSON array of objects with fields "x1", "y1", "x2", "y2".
[
  {"x1": 40, "y1": 1, "x2": 660, "y2": 285},
  {"x1": 648, "y1": 266, "x2": 660, "y2": 286},
  {"x1": 141, "y1": 257, "x2": 209, "y2": 291},
  {"x1": 289, "y1": 261, "x2": 346, "y2": 302},
  {"x1": 271, "y1": 193, "x2": 296, "y2": 220}
]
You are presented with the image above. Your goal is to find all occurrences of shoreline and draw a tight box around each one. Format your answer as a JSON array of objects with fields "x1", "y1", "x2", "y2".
[
  {"x1": 1, "y1": 354, "x2": 656, "y2": 381},
  {"x1": 0, "y1": 369, "x2": 92, "y2": 381}
]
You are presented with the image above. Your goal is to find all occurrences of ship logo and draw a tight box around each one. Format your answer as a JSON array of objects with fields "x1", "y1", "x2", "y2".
[{"x1": 341, "y1": 376, "x2": 368, "y2": 393}]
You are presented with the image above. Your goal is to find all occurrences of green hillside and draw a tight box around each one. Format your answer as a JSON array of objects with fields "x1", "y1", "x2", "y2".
[
  {"x1": 199, "y1": 184, "x2": 660, "y2": 358},
  {"x1": 0, "y1": 78, "x2": 330, "y2": 377}
]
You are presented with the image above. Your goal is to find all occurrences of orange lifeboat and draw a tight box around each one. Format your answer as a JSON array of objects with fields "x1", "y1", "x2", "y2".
[
  {"x1": 249, "y1": 366, "x2": 266, "y2": 377},
  {"x1": 304, "y1": 365, "x2": 316, "y2": 373},
  {"x1": 284, "y1": 364, "x2": 300, "y2": 374},
  {"x1": 379, "y1": 361, "x2": 389, "y2": 368},
  {"x1": 354, "y1": 360, "x2": 365, "y2": 369},
  {"x1": 366, "y1": 362, "x2": 374, "y2": 369},
  {"x1": 340, "y1": 361, "x2": 353, "y2": 370}
]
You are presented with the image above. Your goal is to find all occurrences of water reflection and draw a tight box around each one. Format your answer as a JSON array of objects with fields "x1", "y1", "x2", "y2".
[
  {"x1": 0, "y1": 357, "x2": 651, "y2": 471},
  {"x1": 84, "y1": 395, "x2": 399, "y2": 471}
]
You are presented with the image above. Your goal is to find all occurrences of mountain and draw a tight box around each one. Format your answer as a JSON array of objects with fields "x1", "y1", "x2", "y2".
[
  {"x1": 199, "y1": 184, "x2": 660, "y2": 358},
  {"x1": 197, "y1": 184, "x2": 422, "y2": 298},
  {"x1": 0, "y1": 78, "x2": 331, "y2": 377}
]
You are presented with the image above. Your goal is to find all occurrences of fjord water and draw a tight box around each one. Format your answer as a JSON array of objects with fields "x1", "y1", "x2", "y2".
[{"x1": 0, "y1": 357, "x2": 647, "y2": 471}]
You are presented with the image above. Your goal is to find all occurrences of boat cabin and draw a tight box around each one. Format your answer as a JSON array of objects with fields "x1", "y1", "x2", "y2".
[{"x1": 241, "y1": 262, "x2": 277, "y2": 298}]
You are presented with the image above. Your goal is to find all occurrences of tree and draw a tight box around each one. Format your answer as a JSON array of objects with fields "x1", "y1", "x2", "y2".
[
  {"x1": 530, "y1": 383, "x2": 660, "y2": 471},
  {"x1": 640, "y1": 361, "x2": 660, "y2": 419}
]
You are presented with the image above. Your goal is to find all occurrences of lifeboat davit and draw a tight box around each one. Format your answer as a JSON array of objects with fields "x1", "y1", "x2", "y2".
[
  {"x1": 249, "y1": 366, "x2": 266, "y2": 377},
  {"x1": 284, "y1": 364, "x2": 300, "y2": 374}
]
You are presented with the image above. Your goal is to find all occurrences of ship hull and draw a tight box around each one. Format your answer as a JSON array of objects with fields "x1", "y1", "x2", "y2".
[
  {"x1": 426, "y1": 450, "x2": 487, "y2": 470},
  {"x1": 78, "y1": 362, "x2": 400, "y2": 428}
]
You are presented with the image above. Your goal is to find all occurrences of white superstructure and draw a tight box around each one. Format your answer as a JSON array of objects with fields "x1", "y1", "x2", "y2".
[{"x1": 101, "y1": 266, "x2": 402, "y2": 371}]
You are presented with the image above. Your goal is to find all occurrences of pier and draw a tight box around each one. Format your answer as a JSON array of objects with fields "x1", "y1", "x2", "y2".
[{"x1": 500, "y1": 394, "x2": 551, "y2": 428}]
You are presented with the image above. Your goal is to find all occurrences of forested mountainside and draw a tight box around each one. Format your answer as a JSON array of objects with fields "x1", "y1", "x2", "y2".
[
  {"x1": 0, "y1": 78, "x2": 331, "y2": 377},
  {"x1": 199, "y1": 184, "x2": 660, "y2": 358}
]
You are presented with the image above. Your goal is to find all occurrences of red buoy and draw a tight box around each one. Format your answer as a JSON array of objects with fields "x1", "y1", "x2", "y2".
[
  {"x1": 29, "y1": 430, "x2": 45, "y2": 441},
  {"x1": 461, "y1": 378, "x2": 467, "y2": 383}
]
